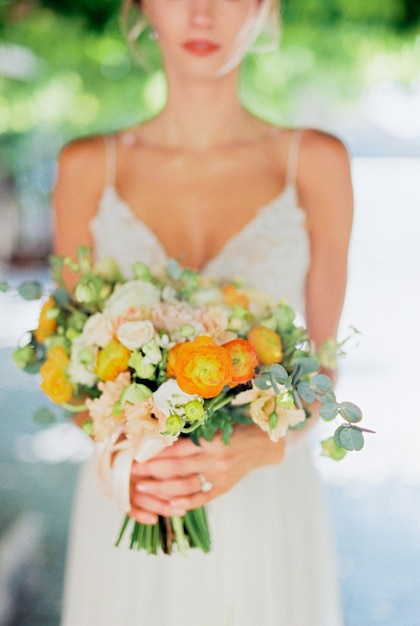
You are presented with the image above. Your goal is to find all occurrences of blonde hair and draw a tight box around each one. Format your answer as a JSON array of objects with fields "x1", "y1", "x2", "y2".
[{"x1": 120, "y1": 0, "x2": 281, "y2": 70}]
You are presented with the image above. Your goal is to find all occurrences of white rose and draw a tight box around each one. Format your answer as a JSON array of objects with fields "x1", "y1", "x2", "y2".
[
  {"x1": 82, "y1": 312, "x2": 113, "y2": 348},
  {"x1": 117, "y1": 320, "x2": 155, "y2": 350},
  {"x1": 104, "y1": 280, "x2": 160, "y2": 317},
  {"x1": 153, "y1": 379, "x2": 198, "y2": 418},
  {"x1": 68, "y1": 337, "x2": 98, "y2": 386}
]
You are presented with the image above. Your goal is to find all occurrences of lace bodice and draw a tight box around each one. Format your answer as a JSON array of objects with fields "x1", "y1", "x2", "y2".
[{"x1": 90, "y1": 183, "x2": 310, "y2": 314}]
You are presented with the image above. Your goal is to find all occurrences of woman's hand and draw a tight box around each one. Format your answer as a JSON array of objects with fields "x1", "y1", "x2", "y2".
[{"x1": 129, "y1": 424, "x2": 286, "y2": 524}]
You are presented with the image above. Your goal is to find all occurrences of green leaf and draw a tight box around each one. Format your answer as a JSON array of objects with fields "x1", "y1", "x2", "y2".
[
  {"x1": 0, "y1": 281, "x2": 9, "y2": 293},
  {"x1": 320, "y1": 437, "x2": 347, "y2": 460},
  {"x1": 18, "y1": 281, "x2": 43, "y2": 300},
  {"x1": 34, "y1": 407, "x2": 56, "y2": 424},
  {"x1": 334, "y1": 425, "x2": 364, "y2": 451},
  {"x1": 254, "y1": 374, "x2": 272, "y2": 390},
  {"x1": 320, "y1": 389, "x2": 337, "y2": 404},
  {"x1": 297, "y1": 381, "x2": 316, "y2": 403},
  {"x1": 52, "y1": 287, "x2": 72, "y2": 306},
  {"x1": 269, "y1": 363, "x2": 289, "y2": 384},
  {"x1": 310, "y1": 374, "x2": 333, "y2": 393},
  {"x1": 338, "y1": 402, "x2": 363, "y2": 423},
  {"x1": 319, "y1": 402, "x2": 339, "y2": 421},
  {"x1": 291, "y1": 356, "x2": 319, "y2": 375}
]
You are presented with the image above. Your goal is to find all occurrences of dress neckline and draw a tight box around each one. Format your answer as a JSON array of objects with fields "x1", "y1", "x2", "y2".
[{"x1": 98, "y1": 183, "x2": 302, "y2": 272}]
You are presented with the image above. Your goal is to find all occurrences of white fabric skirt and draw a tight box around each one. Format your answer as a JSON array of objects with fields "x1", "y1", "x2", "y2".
[{"x1": 61, "y1": 444, "x2": 343, "y2": 626}]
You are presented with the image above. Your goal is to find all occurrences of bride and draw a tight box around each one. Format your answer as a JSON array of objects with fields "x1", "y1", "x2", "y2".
[{"x1": 55, "y1": 0, "x2": 353, "y2": 624}]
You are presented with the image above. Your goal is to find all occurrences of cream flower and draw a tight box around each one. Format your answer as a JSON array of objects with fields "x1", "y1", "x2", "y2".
[
  {"x1": 200, "y1": 305, "x2": 229, "y2": 337},
  {"x1": 104, "y1": 280, "x2": 160, "y2": 318},
  {"x1": 86, "y1": 371, "x2": 131, "y2": 441},
  {"x1": 151, "y1": 302, "x2": 204, "y2": 336},
  {"x1": 231, "y1": 382, "x2": 305, "y2": 442},
  {"x1": 68, "y1": 336, "x2": 98, "y2": 387},
  {"x1": 153, "y1": 379, "x2": 199, "y2": 419},
  {"x1": 116, "y1": 320, "x2": 155, "y2": 350},
  {"x1": 82, "y1": 312, "x2": 113, "y2": 348}
]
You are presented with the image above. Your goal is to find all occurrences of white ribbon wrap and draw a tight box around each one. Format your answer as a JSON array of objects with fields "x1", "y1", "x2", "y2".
[{"x1": 93, "y1": 431, "x2": 175, "y2": 514}]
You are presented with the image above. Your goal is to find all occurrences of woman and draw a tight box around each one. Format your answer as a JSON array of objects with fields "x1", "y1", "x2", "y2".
[{"x1": 56, "y1": 0, "x2": 353, "y2": 624}]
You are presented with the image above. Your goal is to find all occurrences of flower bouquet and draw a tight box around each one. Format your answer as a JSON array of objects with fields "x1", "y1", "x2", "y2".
[{"x1": 7, "y1": 246, "x2": 370, "y2": 555}]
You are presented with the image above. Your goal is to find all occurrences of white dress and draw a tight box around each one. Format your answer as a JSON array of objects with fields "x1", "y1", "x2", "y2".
[{"x1": 61, "y1": 132, "x2": 344, "y2": 626}]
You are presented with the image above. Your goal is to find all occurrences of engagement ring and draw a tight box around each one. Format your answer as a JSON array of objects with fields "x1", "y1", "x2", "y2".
[{"x1": 198, "y1": 473, "x2": 213, "y2": 493}]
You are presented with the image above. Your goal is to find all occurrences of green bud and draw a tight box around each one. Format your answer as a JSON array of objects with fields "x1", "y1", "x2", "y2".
[
  {"x1": 132, "y1": 262, "x2": 152, "y2": 281},
  {"x1": 75, "y1": 280, "x2": 99, "y2": 304},
  {"x1": 184, "y1": 399, "x2": 205, "y2": 422},
  {"x1": 78, "y1": 347, "x2": 96, "y2": 366},
  {"x1": 65, "y1": 327, "x2": 81, "y2": 341},
  {"x1": 128, "y1": 351, "x2": 156, "y2": 379},
  {"x1": 120, "y1": 382, "x2": 152, "y2": 405},
  {"x1": 13, "y1": 345, "x2": 35, "y2": 369},
  {"x1": 179, "y1": 324, "x2": 196, "y2": 338},
  {"x1": 163, "y1": 414, "x2": 184, "y2": 436}
]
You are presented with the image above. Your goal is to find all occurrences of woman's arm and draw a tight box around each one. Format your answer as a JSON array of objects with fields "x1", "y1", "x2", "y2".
[
  {"x1": 53, "y1": 136, "x2": 106, "y2": 264},
  {"x1": 128, "y1": 129, "x2": 354, "y2": 524}
]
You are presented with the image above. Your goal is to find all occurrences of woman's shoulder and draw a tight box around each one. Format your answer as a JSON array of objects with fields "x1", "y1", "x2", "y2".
[
  {"x1": 58, "y1": 134, "x2": 107, "y2": 171},
  {"x1": 299, "y1": 128, "x2": 350, "y2": 165}
]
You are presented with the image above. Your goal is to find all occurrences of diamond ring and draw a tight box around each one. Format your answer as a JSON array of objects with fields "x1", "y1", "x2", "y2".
[{"x1": 198, "y1": 473, "x2": 213, "y2": 493}]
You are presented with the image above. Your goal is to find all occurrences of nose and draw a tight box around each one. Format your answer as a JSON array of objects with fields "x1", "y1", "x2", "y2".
[{"x1": 190, "y1": 0, "x2": 214, "y2": 27}]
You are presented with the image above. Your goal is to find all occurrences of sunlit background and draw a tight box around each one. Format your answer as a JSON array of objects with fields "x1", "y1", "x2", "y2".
[{"x1": 0, "y1": 0, "x2": 420, "y2": 624}]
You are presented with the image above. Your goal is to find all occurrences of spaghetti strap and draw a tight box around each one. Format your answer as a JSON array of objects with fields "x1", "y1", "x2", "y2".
[
  {"x1": 104, "y1": 134, "x2": 117, "y2": 187},
  {"x1": 285, "y1": 129, "x2": 304, "y2": 188}
]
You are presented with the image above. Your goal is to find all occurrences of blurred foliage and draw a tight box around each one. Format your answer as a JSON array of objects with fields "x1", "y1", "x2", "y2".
[{"x1": 0, "y1": 0, "x2": 419, "y2": 259}]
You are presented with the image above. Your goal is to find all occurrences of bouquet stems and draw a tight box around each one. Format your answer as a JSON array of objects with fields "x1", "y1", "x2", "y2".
[{"x1": 115, "y1": 506, "x2": 211, "y2": 555}]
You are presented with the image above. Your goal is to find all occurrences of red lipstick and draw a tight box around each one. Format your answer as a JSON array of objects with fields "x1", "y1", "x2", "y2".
[{"x1": 182, "y1": 40, "x2": 221, "y2": 57}]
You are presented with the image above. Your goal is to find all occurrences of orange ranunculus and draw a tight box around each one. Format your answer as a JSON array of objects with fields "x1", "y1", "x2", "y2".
[
  {"x1": 95, "y1": 339, "x2": 131, "y2": 381},
  {"x1": 174, "y1": 336, "x2": 233, "y2": 398},
  {"x1": 39, "y1": 345, "x2": 73, "y2": 403},
  {"x1": 247, "y1": 326, "x2": 283, "y2": 365},
  {"x1": 34, "y1": 297, "x2": 58, "y2": 343},
  {"x1": 223, "y1": 338, "x2": 258, "y2": 385},
  {"x1": 166, "y1": 342, "x2": 183, "y2": 378},
  {"x1": 222, "y1": 284, "x2": 250, "y2": 309}
]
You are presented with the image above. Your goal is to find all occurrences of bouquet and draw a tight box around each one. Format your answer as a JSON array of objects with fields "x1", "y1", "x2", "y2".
[{"x1": 7, "y1": 246, "x2": 370, "y2": 555}]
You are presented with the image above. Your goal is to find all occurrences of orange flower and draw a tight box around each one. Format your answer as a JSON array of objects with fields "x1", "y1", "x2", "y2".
[
  {"x1": 39, "y1": 345, "x2": 73, "y2": 403},
  {"x1": 222, "y1": 284, "x2": 250, "y2": 309},
  {"x1": 223, "y1": 338, "x2": 258, "y2": 385},
  {"x1": 95, "y1": 339, "x2": 131, "y2": 381},
  {"x1": 166, "y1": 342, "x2": 183, "y2": 378},
  {"x1": 174, "y1": 336, "x2": 233, "y2": 398},
  {"x1": 34, "y1": 297, "x2": 58, "y2": 343},
  {"x1": 247, "y1": 326, "x2": 283, "y2": 365}
]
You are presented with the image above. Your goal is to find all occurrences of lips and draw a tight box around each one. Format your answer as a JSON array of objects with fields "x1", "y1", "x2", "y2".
[{"x1": 182, "y1": 40, "x2": 221, "y2": 57}]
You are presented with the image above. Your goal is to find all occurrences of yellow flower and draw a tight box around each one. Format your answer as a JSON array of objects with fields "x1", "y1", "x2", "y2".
[
  {"x1": 34, "y1": 297, "x2": 58, "y2": 344},
  {"x1": 247, "y1": 326, "x2": 283, "y2": 365},
  {"x1": 39, "y1": 345, "x2": 73, "y2": 404},
  {"x1": 95, "y1": 339, "x2": 131, "y2": 381}
]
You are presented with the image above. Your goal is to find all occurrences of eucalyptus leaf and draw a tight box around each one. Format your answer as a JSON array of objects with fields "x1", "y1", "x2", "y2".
[
  {"x1": 34, "y1": 407, "x2": 56, "y2": 424},
  {"x1": 320, "y1": 389, "x2": 337, "y2": 404},
  {"x1": 52, "y1": 287, "x2": 72, "y2": 306},
  {"x1": 291, "y1": 356, "x2": 319, "y2": 375},
  {"x1": 269, "y1": 363, "x2": 288, "y2": 384},
  {"x1": 319, "y1": 402, "x2": 339, "y2": 421},
  {"x1": 334, "y1": 425, "x2": 364, "y2": 451},
  {"x1": 310, "y1": 374, "x2": 333, "y2": 393},
  {"x1": 297, "y1": 381, "x2": 316, "y2": 403},
  {"x1": 0, "y1": 281, "x2": 9, "y2": 293},
  {"x1": 18, "y1": 281, "x2": 43, "y2": 301},
  {"x1": 254, "y1": 375, "x2": 272, "y2": 390},
  {"x1": 338, "y1": 402, "x2": 363, "y2": 423}
]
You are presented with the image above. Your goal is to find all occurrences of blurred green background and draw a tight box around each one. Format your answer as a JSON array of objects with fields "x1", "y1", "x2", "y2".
[{"x1": 0, "y1": 0, "x2": 419, "y2": 262}]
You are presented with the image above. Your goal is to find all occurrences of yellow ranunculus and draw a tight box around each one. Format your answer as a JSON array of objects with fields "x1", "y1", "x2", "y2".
[
  {"x1": 39, "y1": 345, "x2": 73, "y2": 403},
  {"x1": 95, "y1": 339, "x2": 131, "y2": 381},
  {"x1": 34, "y1": 297, "x2": 58, "y2": 344}
]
